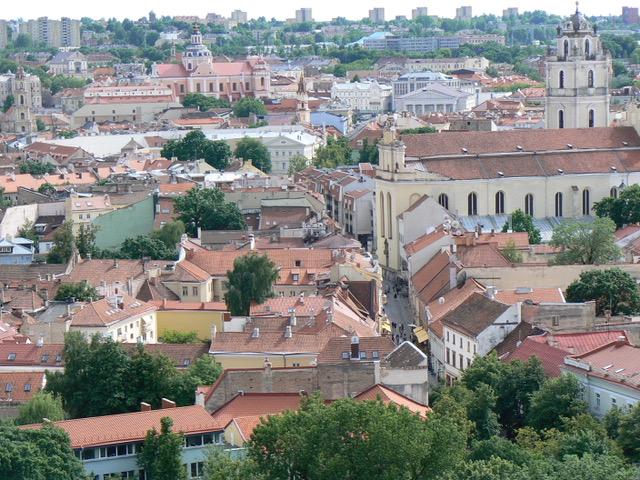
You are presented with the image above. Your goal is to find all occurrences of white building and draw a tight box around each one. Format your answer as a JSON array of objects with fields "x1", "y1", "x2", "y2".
[
  {"x1": 545, "y1": 6, "x2": 611, "y2": 129},
  {"x1": 394, "y1": 82, "x2": 475, "y2": 115},
  {"x1": 441, "y1": 291, "x2": 520, "y2": 384},
  {"x1": 331, "y1": 81, "x2": 392, "y2": 113}
]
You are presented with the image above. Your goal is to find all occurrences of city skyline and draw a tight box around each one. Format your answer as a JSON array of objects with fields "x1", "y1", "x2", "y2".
[{"x1": 0, "y1": 0, "x2": 636, "y2": 22}]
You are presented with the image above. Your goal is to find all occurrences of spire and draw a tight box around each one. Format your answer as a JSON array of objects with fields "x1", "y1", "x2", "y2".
[{"x1": 297, "y1": 74, "x2": 307, "y2": 95}]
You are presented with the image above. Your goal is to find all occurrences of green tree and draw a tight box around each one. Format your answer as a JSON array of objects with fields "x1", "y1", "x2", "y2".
[
  {"x1": 565, "y1": 268, "x2": 640, "y2": 315},
  {"x1": 174, "y1": 187, "x2": 246, "y2": 235},
  {"x1": 225, "y1": 253, "x2": 279, "y2": 315},
  {"x1": 138, "y1": 417, "x2": 187, "y2": 480},
  {"x1": 313, "y1": 136, "x2": 353, "y2": 168},
  {"x1": 287, "y1": 154, "x2": 310, "y2": 175},
  {"x1": 170, "y1": 355, "x2": 222, "y2": 406},
  {"x1": 333, "y1": 64, "x2": 347, "y2": 77},
  {"x1": 0, "y1": 423, "x2": 85, "y2": 479},
  {"x1": 47, "y1": 221, "x2": 75, "y2": 264},
  {"x1": 0, "y1": 186, "x2": 12, "y2": 209},
  {"x1": 527, "y1": 374, "x2": 587, "y2": 431},
  {"x1": 232, "y1": 97, "x2": 267, "y2": 117},
  {"x1": 161, "y1": 131, "x2": 232, "y2": 170},
  {"x1": 2, "y1": 94, "x2": 14, "y2": 113},
  {"x1": 182, "y1": 93, "x2": 230, "y2": 111},
  {"x1": 119, "y1": 235, "x2": 176, "y2": 260},
  {"x1": 17, "y1": 220, "x2": 39, "y2": 244},
  {"x1": 16, "y1": 392, "x2": 65, "y2": 425},
  {"x1": 151, "y1": 220, "x2": 185, "y2": 250},
  {"x1": 54, "y1": 282, "x2": 99, "y2": 302},
  {"x1": 502, "y1": 209, "x2": 541, "y2": 244},
  {"x1": 36, "y1": 118, "x2": 46, "y2": 131},
  {"x1": 500, "y1": 240, "x2": 523, "y2": 263},
  {"x1": 550, "y1": 218, "x2": 620, "y2": 265},
  {"x1": 124, "y1": 344, "x2": 178, "y2": 411},
  {"x1": 19, "y1": 160, "x2": 56, "y2": 175},
  {"x1": 359, "y1": 138, "x2": 379, "y2": 164},
  {"x1": 38, "y1": 182, "x2": 56, "y2": 196},
  {"x1": 204, "y1": 447, "x2": 264, "y2": 480},
  {"x1": 616, "y1": 403, "x2": 640, "y2": 462},
  {"x1": 159, "y1": 330, "x2": 199, "y2": 343},
  {"x1": 76, "y1": 223, "x2": 99, "y2": 259},
  {"x1": 594, "y1": 184, "x2": 640, "y2": 228},
  {"x1": 467, "y1": 384, "x2": 501, "y2": 439},
  {"x1": 234, "y1": 137, "x2": 271, "y2": 173}
]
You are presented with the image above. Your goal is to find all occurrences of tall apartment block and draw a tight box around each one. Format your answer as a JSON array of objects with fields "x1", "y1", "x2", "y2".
[
  {"x1": 369, "y1": 8, "x2": 386, "y2": 23},
  {"x1": 19, "y1": 17, "x2": 80, "y2": 48},
  {"x1": 412, "y1": 7, "x2": 429, "y2": 20},
  {"x1": 455, "y1": 6, "x2": 473, "y2": 21},
  {"x1": 295, "y1": 8, "x2": 313, "y2": 23}
]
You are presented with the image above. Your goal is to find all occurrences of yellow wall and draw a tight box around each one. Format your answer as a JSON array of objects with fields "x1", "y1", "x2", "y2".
[
  {"x1": 156, "y1": 310, "x2": 225, "y2": 341},
  {"x1": 211, "y1": 354, "x2": 317, "y2": 370},
  {"x1": 223, "y1": 423, "x2": 245, "y2": 447}
]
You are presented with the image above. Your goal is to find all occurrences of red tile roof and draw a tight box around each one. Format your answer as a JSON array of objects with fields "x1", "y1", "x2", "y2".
[
  {"x1": 441, "y1": 293, "x2": 511, "y2": 337},
  {"x1": 427, "y1": 279, "x2": 485, "y2": 332},
  {"x1": 355, "y1": 384, "x2": 431, "y2": 417},
  {"x1": 211, "y1": 392, "x2": 302, "y2": 428},
  {"x1": 411, "y1": 251, "x2": 455, "y2": 305},
  {"x1": 502, "y1": 338, "x2": 567, "y2": 377},
  {"x1": 149, "y1": 300, "x2": 228, "y2": 311},
  {"x1": 21, "y1": 405, "x2": 221, "y2": 448},
  {"x1": 209, "y1": 331, "x2": 332, "y2": 355},
  {"x1": 494, "y1": 288, "x2": 565, "y2": 305},
  {"x1": 317, "y1": 336, "x2": 395, "y2": 364},
  {"x1": 404, "y1": 228, "x2": 448, "y2": 256},
  {"x1": 0, "y1": 371, "x2": 45, "y2": 402},
  {"x1": 457, "y1": 244, "x2": 511, "y2": 268},
  {"x1": 530, "y1": 330, "x2": 631, "y2": 356},
  {"x1": 61, "y1": 259, "x2": 148, "y2": 287},
  {"x1": 70, "y1": 294, "x2": 156, "y2": 327},
  {"x1": 563, "y1": 341, "x2": 640, "y2": 390},
  {"x1": 0, "y1": 344, "x2": 64, "y2": 368}
]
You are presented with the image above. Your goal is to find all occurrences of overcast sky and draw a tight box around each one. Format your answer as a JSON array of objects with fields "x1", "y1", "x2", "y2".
[{"x1": 0, "y1": 1, "x2": 635, "y2": 22}]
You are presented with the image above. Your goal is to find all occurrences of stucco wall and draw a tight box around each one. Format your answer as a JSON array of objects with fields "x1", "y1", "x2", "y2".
[{"x1": 93, "y1": 196, "x2": 155, "y2": 249}]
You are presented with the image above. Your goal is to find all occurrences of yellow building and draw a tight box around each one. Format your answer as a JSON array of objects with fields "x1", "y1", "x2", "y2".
[
  {"x1": 150, "y1": 300, "x2": 228, "y2": 341},
  {"x1": 65, "y1": 194, "x2": 115, "y2": 234}
]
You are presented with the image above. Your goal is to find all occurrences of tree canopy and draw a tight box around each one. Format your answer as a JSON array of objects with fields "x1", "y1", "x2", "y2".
[
  {"x1": 182, "y1": 92, "x2": 230, "y2": 111},
  {"x1": 173, "y1": 187, "x2": 246, "y2": 236},
  {"x1": 313, "y1": 136, "x2": 353, "y2": 169},
  {"x1": 0, "y1": 424, "x2": 85, "y2": 480},
  {"x1": 16, "y1": 392, "x2": 65, "y2": 425},
  {"x1": 594, "y1": 185, "x2": 640, "y2": 228},
  {"x1": 47, "y1": 221, "x2": 75, "y2": 264},
  {"x1": 225, "y1": 253, "x2": 279, "y2": 315},
  {"x1": 19, "y1": 160, "x2": 56, "y2": 175},
  {"x1": 232, "y1": 97, "x2": 267, "y2": 117},
  {"x1": 565, "y1": 268, "x2": 640, "y2": 315},
  {"x1": 161, "y1": 130, "x2": 232, "y2": 170},
  {"x1": 54, "y1": 282, "x2": 99, "y2": 302},
  {"x1": 233, "y1": 137, "x2": 272, "y2": 173},
  {"x1": 527, "y1": 374, "x2": 588, "y2": 431},
  {"x1": 45, "y1": 333, "x2": 222, "y2": 418},
  {"x1": 287, "y1": 154, "x2": 310, "y2": 175},
  {"x1": 550, "y1": 218, "x2": 620, "y2": 265},
  {"x1": 158, "y1": 330, "x2": 199, "y2": 343},
  {"x1": 502, "y1": 209, "x2": 541, "y2": 244},
  {"x1": 138, "y1": 417, "x2": 186, "y2": 480}
]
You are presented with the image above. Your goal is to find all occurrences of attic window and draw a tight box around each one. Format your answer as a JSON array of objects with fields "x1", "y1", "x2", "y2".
[
  {"x1": 341, "y1": 352, "x2": 350, "y2": 359},
  {"x1": 7, "y1": 353, "x2": 16, "y2": 361},
  {"x1": 5, "y1": 383, "x2": 12, "y2": 392},
  {"x1": 295, "y1": 260, "x2": 301, "y2": 267},
  {"x1": 24, "y1": 383, "x2": 31, "y2": 392},
  {"x1": 359, "y1": 351, "x2": 367, "y2": 359},
  {"x1": 55, "y1": 354, "x2": 62, "y2": 363},
  {"x1": 183, "y1": 358, "x2": 191, "y2": 367},
  {"x1": 41, "y1": 354, "x2": 49, "y2": 363},
  {"x1": 372, "y1": 351, "x2": 379, "y2": 359}
]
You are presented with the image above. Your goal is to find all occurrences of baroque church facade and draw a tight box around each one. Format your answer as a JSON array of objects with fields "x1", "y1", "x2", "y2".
[
  {"x1": 151, "y1": 25, "x2": 270, "y2": 102},
  {"x1": 545, "y1": 5, "x2": 611, "y2": 129}
]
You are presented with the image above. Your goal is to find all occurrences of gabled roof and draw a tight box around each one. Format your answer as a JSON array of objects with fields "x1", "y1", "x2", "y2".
[
  {"x1": 317, "y1": 336, "x2": 395, "y2": 364},
  {"x1": 209, "y1": 331, "x2": 332, "y2": 356},
  {"x1": 70, "y1": 294, "x2": 156, "y2": 328},
  {"x1": 21, "y1": 405, "x2": 221, "y2": 448},
  {"x1": 61, "y1": 259, "x2": 148, "y2": 286},
  {"x1": 211, "y1": 392, "x2": 302, "y2": 429},
  {"x1": 354, "y1": 384, "x2": 431, "y2": 418},
  {"x1": 383, "y1": 341, "x2": 428, "y2": 368},
  {"x1": 404, "y1": 228, "x2": 448, "y2": 256},
  {"x1": 411, "y1": 251, "x2": 457, "y2": 305},
  {"x1": 0, "y1": 344, "x2": 64, "y2": 368},
  {"x1": 502, "y1": 338, "x2": 567, "y2": 377},
  {"x1": 165, "y1": 260, "x2": 211, "y2": 283},
  {"x1": 0, "y1": 371, "x2": 45, "y2": 402},
  {"x1": 441, "y1": 293, "x2": 511, "y2": 337},
  {"x1": 530, "y1": 330, "x2": 631, "y2": 356}
]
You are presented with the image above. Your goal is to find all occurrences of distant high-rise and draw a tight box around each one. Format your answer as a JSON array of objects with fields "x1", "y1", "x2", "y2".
[
  {"x1": 412, "y1": 7, "x2": 429, "y2": 20},
  {"x1": 369, "y1": 8, "x2": 386, "y2": 24},
  {"x1": 502, "y1": 8, "x2": 519, "y2": 18},
  {"x1": 231, "y1": 10, "x2": 248, "y2": 24},
  {"x1": 148, "y1": 11, "x2": 157, "y2": 23},
  {"x1": 545, "y1": 5, "x2": 611, "y2": 129},
  {"x1": 455, "y1": 6, "x2": 472, "y2": 21},
  {"x1": 622, "y1": 6, "x2": 639, "y2": 25},
  {"x1": 0, "y1": 21, "x2": 9, "y2": 49},
  {"x1": 295, "y1": 8, "x2": 313, "y2": 23},
  {"x1": 19, "y1": 17, "x2": 80, "y2": 48}
]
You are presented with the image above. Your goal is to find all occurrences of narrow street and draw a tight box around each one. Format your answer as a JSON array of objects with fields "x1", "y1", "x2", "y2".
[{"x1": 383, "y1": 280, "x2": 413, "y2": 344}]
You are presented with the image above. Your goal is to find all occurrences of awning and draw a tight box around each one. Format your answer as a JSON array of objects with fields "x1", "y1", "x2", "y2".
[
  {"x1": 413, "y1": 326, "x2": 428, "y2": 344},
  {"x1": 380, "y1": 317, "x2": 392, "y2": 333}
]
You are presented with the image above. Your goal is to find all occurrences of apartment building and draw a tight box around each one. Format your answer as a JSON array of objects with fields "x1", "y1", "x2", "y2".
[{"x1": 19, "y1": 17, "x2": 81, "y2": 48}]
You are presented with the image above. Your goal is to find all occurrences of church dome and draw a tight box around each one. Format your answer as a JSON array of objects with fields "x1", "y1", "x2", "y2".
[{"x1": 561, "y1": 3, "x2": 593, "y2": 34}]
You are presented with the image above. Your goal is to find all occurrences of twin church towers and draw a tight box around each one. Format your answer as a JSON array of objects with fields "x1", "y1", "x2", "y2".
[{"x1": 545, "y1": 3, "x2": 611, "y2": 129}]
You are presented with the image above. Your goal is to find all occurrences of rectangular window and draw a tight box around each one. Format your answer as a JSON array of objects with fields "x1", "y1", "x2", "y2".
[
  {"x1": 82, "y1": 448, "x2": 96, "y2": 460},
  {"x1": 446, "y1": 348, "x2": 450, "y2": 365},
  {"x1": 190, "y1": 462, "x2": 204, "y2": 478},
  {"x1": 595, "y1": 393, "x2": 601, "y2": 409},
  {"x1": 192, "y1": 286, "x2": 198, "y2": 296},
  {"x1": 182, "y1": 286, "x2": 188, "y2": 296},
  {"x1": 186, "y1": 435, "x2": 203, "y2": 447},
  {"x1": 459, "y1": 337, "x2": 462, "y2": 348},
  {"x1": 179, "y1": 84, "x2": 185, "y2": 93},
  {"x1": 232, "y1": 82, "x2": 237, "y2": 91},
  {"x1": 459, "y1": 354, "x2": 463, "y2": 370},
  {"x1": 342, "y1": 352, "x2": 349, "y2": 359},
  {"x1": 552, "y1": 315, "x2": 559, "y2": 327},
  {"x1": 466, "y1": 341, "x2": 470, "y2": 353},
  {"x1": 473, "y1": 344, "x2": 477, "y2": 354},
  {"x1": 202, "y1": 433, "x2": 214, "y2": 445},
  {"x1": 446, "y1": 331, "x2": 450, "y2": 342},
  {"x1": 219, "y1": 83, "x2": 223, "y2": 91},
  {"x1": 209, "y1": 83, "x2": 214, "y2": 92},
  {"x1": 452, "y1": 333, "x2": 455, "y2": 345}
]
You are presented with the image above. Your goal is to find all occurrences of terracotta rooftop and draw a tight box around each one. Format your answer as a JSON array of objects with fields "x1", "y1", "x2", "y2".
[
  {"x1": 404, "y1": 228, "x2": 448, "y2": 256},
  {"x1": 502, "y1": 338, "x2": 567, "y2": 377},
  {"x1": 61, "y1": 259, "x2": 148, "y2": 287},
  {"x1": 317, "y1": 336, "x2": 395, "y2": 364},
  {"x1": 411, "y1": 251, "x2": 458, "y2": 305},
  {"x1": 441, "y1": 293, "x2": 511, "y2": 337},
  {"x1": 251, "y1": 295, "x2": 327, "y2": 318},
  {"x1": 457, "y1": 244, "x2": 511, "y2": 268},
  {"x1": 494, "y1": 287, "x2": 565, "y2": 305},
  {"x1": 121, "y1": 343, "x2": 210, "y2": 369},
  {"x1": 70, "y1": 294, "x2": 156, "y2": 328},
  {"x1": 158, "y1": 183, "x2": 197, "y2": 195},
  {"x1": 149, "y1": 300, "x2": 227, "y2": 311},
  {"x1": 21, "y1": 405, "x2": 221, "y2": 448},
  {"x1": 211, "y1": 392, "x2": 303, "y2": 429},
  {"x1": 0, "y1": 344, "x2": 64, "y2": 368},
  {"x1": 427, "y1": 279, "x2": 485, "y2": 326},
  {"x1": 0, "y1": 371, "x2": 46, "y2": 402},
  {"x1": 166, "y1": 260, "x2": 211, "y2": 283},
  {"x1": 355, "y1": 384, "x2": 431, "y2": 418},
  {"x1": 209, "y1": 331, "x2": 334, "y2": 356},
  {"x1": 530, "y1": 330, "x2": 631, "y2": 356}
]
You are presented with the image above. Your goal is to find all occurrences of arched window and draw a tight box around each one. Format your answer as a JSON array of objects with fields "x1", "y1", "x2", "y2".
[
  {"x1": 559, "y1": 70, "x2": 565, "y2": 89},
  {"x1": 610, "y1": 187, "x2": 618, "y2": 199},
  {"x1": 438, "y1": 193, "x2": 449, "y2": 210},
  {"x1": 582, "y1": 189, "x2": 590, "y2": 216},
  {"x1": 467, "y1": 192, "x2": 478, "y2": 216},
  {"x1": 558, "y1": 109, "x2": 564, "y2": 129},
  {"x1": 588, "y1": 109, "x2": 595, "y2": 128},
  {"x1": 555, "y1": 192, "x2": 563, "y2": 217},
  {"x1": 495, "y1": 191, "x2": 505, "y2": 214},
  {"x1": 379, "y1": 194, "x2": 385, "y2": 238},
  {"x1": 387, "y1": 192, "x2": 393, "y2": 239},
  {"x1": 19, "y1": 95, "x2": 24, "y2": 106},
  {"x1": 588, "y1": 70, "x2": 594, "y2": 88},
  {"x1": 20, "y1": 112, "x2": 25, "y2": 120},
  {"x1": 563, "y1": 39, "x2": 569, "y2": 58},
  {"x1": 525, "y1": 194, "x2": 534, "y2": 216},
  {"x1": 585, "y1": 39, "x2": 590, "y2": 57}
]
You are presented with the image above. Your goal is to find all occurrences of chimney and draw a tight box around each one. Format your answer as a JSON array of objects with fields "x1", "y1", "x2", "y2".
[
  {"x1": 36, "y1": 336, "x2": 44, "y2": 347},
  {"x1": 485, "y1": 286, "x2": 496, "y2": 300},
  {"x1": 161, "y1": 398, "x2": 176, "y2": 409},
  {"x1": 251, "y1": 327, "x2": 260, "y2": 338},
  {"x1": 289, "y1": 312, "x2": 297, "y2": 326},
  {"x1": 284, "y1": 325, "x2": 293, "y2": 338},
  {"x1": 140, "y1": 402, "x2": 151, "y2": 412},
  {"x1": 249, "y1": 233, "x2": 255, "y2": 250},
  {"x1": 350, "y1": 335, "x2": 360, "y2": 360},
  {"x1": 211, "y1": 324, "x2": 217, "y2": 339},
  {"x1": 195, "y1": 389, "x2": 205, "y2": 407},
  {"x1": 264, "y1": 358, "x2": 272, "y2": 373},
  {"x1": 66, "y1": 304, "x2": 72, "y2": 317},
  {"x1": 616, "y1": 335, "x2": 627, "y2": 346},
  {"x1": 298, "y1": 292, "x2": 305, "y2": 305},
  {"x1": 113, "y1": 259, "x2": 119, "y2": 268}
]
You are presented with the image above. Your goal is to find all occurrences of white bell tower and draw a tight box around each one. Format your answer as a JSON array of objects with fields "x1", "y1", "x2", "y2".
[{"x1": 545, "y1": 2, "x2": 611, "y2": 129}]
